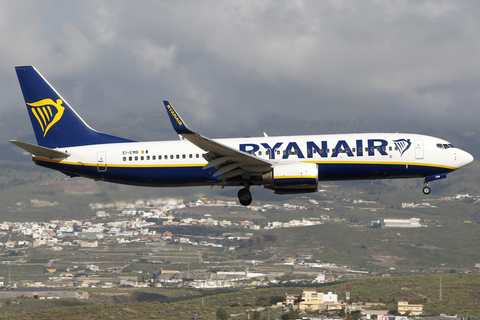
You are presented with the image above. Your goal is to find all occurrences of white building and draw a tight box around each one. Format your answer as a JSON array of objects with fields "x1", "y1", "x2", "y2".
[
  {"x1": 324, "y1": 292, "x2": 338, "y2": 303},
  {"x1": 371, "y1": 218, "x2": 422, "y2": 228},
  {"x1": 313, "y1": 273, "x2": 325, "y2": 283}
]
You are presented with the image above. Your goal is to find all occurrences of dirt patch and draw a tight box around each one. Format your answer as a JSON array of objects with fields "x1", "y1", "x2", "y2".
[{"x1": 45, "y1": 179, "x2": 101, "y2": 194}]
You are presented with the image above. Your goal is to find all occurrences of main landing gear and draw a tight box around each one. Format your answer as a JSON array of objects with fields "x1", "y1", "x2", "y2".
[{"x1": 238, "y1": 183, "x2": 252, "y2": 206}]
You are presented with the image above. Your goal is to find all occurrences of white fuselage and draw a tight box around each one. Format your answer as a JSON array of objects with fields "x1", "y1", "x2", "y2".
[{"x1": 33, "y1": 132, "x2": 473, "y2": 188}]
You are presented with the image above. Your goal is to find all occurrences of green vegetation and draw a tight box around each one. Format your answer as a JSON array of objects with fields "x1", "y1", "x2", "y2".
[{"x1": 0, "y1": 274, "x2": 479, "y2": 319}]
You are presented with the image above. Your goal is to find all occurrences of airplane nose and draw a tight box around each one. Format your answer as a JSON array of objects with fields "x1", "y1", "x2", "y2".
[{"x1": 458, "y1": 150, "x2": 474, "y2": 168}]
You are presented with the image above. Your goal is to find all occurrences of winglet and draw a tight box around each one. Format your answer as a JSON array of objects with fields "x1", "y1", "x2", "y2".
[{"x1": 163, "y1": 101, "x2": 194, "y2": 135}]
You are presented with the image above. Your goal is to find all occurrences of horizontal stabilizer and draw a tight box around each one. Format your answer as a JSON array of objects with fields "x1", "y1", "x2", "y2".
[{"x1": 9, "y1": 140, "x2": 70, "y2": 159}]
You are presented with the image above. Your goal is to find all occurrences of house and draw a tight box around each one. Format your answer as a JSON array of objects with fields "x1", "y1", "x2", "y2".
[
  {"x1": 285, "y1": 293, "x2": 301, "y2": 306},
  {"x1": 398, "y1": 300, "x2": 423, "y2": 315},
  {"x1": 298, "y1": 289, "x2": 324, "y2": 311}
]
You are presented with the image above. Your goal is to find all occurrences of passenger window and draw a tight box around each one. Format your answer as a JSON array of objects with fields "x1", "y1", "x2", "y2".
[
  {"x1": 182, "y1": 154, "x2": 186, "y2": 159},
  {"x1": 196, "y1": 154, "x2": 199, "y2": 158},
  {"x1": 365, "y1": 147, "x2": 368, "y2": 152},
  {"x1": 135, "y1": 156, "x2": 138, "y2": 161},
  {"x1": 147, "y1": 156, "x2": 150, "y2": 160},
  {"x1": 170, "y1": 155, "x2": 173, "y2": 159},
  {"x1": 164, "y1": 155, "x2": 167, "y2": 159},
  {"x1": 294, "y1": 150, "x2": 298, "y2": 155},
  {"x1": 389, "y1": 146, "x2": 392, "y2": 151},
  {"x1": 152, "y1": 156, "x2": 156, "y2": 160},
  {"x1": 352, "y1": 148, "x2": 356, "y2": 152},
  {"x1": 277, "y1": 150, "x2": 280, "y2": 155},
  {"x1": 266, "y1": 150, "x2": 270, "y2": 156},
  {"x1": 326, "y1": 149, "x2": 330, "y2": 153},
  {"x1": 307, "y1": 149, "x2": 311, "y2": 154},
  {"x1": 332, "y1": 149, "x2": 336, "y2": 153},
  {"x1": 346, "y1": 148, "x2": 350, "y2": 153},
  {"x1": 123, "y1": 157, "x2": 126, "y2": 161},
  {"x1": 382, "y1": 146, "x2": 386, "y2": 151},
  {"x1": 258, "y1": 151, "x2": 262, "y2": 156},
  {"x1": 129, "y1": 156, "x2": 132, "y2": 161},
  {"x1": 370, "y1": 147, "x2": 374, "y2": 152},
  {"x1": 283, "y1": 150, "x2": 287, "y2": 155},
  {"x1": 140, "y1": 156, "x2": 144, "y2": 160},
  {"x1": 189, "y1": 154, "x2": 192, "y2": 158}
]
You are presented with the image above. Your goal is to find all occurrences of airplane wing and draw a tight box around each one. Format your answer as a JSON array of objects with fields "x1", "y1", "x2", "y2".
[
  {"x1": 163, "y1": 101, "x2": 273, "y2": 180},
  {"x1": 9, "y1": 140, "x2": 71, "y2": 159}
]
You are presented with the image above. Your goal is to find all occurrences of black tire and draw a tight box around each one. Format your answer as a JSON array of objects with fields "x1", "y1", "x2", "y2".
[
  {"x1": 238, "y1": 188, "x2": 252, "y2": 206},
  {"x1": 423, "y1": 186, "x2": 431, "y2": 195}
]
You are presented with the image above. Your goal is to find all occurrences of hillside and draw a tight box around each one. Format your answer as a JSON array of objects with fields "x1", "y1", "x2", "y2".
[{"x1": 0, "y1": 274, "x2": 478, "y2": 319}]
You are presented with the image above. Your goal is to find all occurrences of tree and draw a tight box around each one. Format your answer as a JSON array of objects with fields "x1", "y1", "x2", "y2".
[
  {"x1": 269, "y1": 296, "x2": 284, "y2": 305},
  {"x1": 252, "y1": 310, "x2": 261, "y2": 320},
  {"x1": 282, "y1": 307, "x2": 299, "y2": 320},
  {"x1": 216, "y1": 307, "x2": 229, "y2": 320},
  {"x1": 256, "y1": 296, "x2": 268, "y2": 306}
]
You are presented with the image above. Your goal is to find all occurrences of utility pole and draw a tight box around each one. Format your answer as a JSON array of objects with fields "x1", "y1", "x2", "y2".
[
  {"x1": 345, "y1": 284, "x2": 352, "y2": 320},
  {"x1": 439, "y1": 276, "x2": 442, "y2": 301}
]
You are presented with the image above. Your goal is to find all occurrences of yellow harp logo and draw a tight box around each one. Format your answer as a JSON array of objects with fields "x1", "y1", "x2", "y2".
[{"x1": 27, "y1": 99, "x2": 65, "y2": 137}]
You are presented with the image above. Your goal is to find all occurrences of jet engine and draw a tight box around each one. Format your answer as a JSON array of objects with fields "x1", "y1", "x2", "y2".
[{"x1": 263, "y1": 162, "x2": 318, "y2": 194}]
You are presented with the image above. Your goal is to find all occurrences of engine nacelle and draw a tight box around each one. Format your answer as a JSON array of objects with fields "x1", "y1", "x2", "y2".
[{"x1": 263, "y1": 162, "x2": 318, "y2": 194}]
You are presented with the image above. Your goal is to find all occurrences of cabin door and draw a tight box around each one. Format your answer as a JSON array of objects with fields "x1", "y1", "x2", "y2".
[{"x1": 414, "y1": 140, "x2": 424, "y2": 159}]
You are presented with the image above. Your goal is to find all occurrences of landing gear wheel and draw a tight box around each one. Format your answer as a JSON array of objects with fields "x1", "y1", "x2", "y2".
[
  {"x1": 238, "y1": 188, "x2": 252, "y2": 206},
  {"x1": 423, "y1": 186, "x2": 431, "y2": 195}
]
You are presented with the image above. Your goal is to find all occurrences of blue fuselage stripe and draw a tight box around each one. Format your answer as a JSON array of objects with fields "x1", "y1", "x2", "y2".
[{"x1": 35, "y1": 160, "x2": 455, "y2": 187}]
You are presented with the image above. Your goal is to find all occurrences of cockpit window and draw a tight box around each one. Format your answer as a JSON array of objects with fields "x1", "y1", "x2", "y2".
[{"x1": 437, "y1": 143, "x2": 455, "y2": 149}]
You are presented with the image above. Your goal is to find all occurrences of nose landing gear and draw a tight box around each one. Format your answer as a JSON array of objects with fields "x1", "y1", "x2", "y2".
[
  {"x1": 422, "y1": 183, "x2": 431, "y2": 195},
  {"x1": 422, "y1": 173, "x2": 447, "y2": 195}
]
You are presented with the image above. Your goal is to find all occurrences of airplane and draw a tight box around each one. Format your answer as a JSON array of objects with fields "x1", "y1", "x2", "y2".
[{"x1": 10, "y1": 66, "x2": 474, "y2": 206}]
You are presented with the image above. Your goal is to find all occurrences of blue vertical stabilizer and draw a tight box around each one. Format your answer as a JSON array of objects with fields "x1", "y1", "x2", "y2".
[{"x1": 15, "y1": 66, "x2": 134, "y2": 148}]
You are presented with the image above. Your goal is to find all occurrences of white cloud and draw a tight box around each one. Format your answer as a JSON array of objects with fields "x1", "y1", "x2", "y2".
[{"x1": 1, "y1": 0, "x2": 480, "y2": 130}]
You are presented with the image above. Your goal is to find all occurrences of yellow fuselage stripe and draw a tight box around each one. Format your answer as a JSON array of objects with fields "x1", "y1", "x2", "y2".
[{"x1": 33, "y1": 157, "x2": 458, "y2": 171}]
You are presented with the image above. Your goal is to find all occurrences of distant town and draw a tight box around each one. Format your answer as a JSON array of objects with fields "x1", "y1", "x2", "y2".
[{"x1": 1, "y1": 189, "x2": 478, "y2": 291}]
